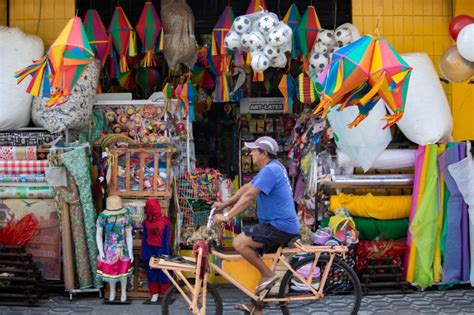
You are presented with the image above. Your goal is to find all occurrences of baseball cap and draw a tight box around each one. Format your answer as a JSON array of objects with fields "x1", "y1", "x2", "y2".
[{"x1": 244, "y1": 136, "x2": 279, "y2": 155}]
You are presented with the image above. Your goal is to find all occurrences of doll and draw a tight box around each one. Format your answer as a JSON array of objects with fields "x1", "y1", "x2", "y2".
[
  {"x1": 96, "y1": 195, "x2": 134, "y2": 303},
  {"x1": 141, "y1": 199, "x2": 171, "y2": 303}
]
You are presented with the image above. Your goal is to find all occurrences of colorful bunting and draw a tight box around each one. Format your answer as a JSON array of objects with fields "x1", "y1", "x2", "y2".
[
  {"x1": 108, "y1": 6, "x2": 137, "y2": 73},
  {"x1": 282, "y1": 4, "x2": 301, "y2": 59},
  {"x1": 83, "y1": 9, "x2": 110, "y2": 66},
  {"x1": 15, "y1": 17, "x2": 95, "y2": 106},
  {"x1": 279, "y1": 74, "x2": 296, "y2": 112},
  {"x1": 136, "y1": 2, "x2": 162, "y2": 67}
]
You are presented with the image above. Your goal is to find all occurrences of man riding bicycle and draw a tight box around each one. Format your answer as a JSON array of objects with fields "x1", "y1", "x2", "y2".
[{"x1": 213, "y1": 136, "x2": 300, "y2": 313}]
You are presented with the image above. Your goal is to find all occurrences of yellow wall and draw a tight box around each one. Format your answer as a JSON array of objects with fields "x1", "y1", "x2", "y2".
[
  {"x1": 0, "y1": 0, "x2": 6, "y2": 25},
  {"x1": 8, "y1": 0, "x2": 75, "y2": 47},
  {"x1": 452, "y1": 0, "x2": 474, "y2": 141}
]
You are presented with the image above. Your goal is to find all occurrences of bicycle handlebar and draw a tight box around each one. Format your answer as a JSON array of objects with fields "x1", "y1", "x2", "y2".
[{"x1": 206, "y1": 207, "x2": 217, "y2": 231}]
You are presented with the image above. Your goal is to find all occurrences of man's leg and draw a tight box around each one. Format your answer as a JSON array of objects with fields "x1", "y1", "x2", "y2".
[{"x1": 233, "y1": 232, "x2": 275, "y2": 281}]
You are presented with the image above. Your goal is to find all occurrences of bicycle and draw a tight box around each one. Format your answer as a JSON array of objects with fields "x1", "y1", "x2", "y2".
[{"x1": 149, "y1": 208, "x2": 362, "y2": 314}]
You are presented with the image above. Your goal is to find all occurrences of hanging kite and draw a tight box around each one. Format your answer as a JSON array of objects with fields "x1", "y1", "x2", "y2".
[
  {"x1": 313, "y1": 35, "x2": 376, "y2": 117},
  {"x1": 282, "y1": 4, "x2": 301, "y2": 59},
  {"x1": 181, "y1": 82, "x2": 197, "y2": 122},
  {"x1": 279, "y1": 74, "x2": 296, "y2": 112},
  {"x1": 296, "y1": 6, "x2": 321, "y2": 71},
  {"x1": 136, "y1": 1, "x2": 162, "y2": 67},
  {"x1": 246, "y1": 0, "x2": 267, "y2": 14},
  {"x1": 368, "y1": 37, "x2": 412, "y2": 128},
  {"x1": 108, "y1": 6, "x2": 137, "y2": 73},
  {"x1": 83, "y1": 9, "x2": 110, "y2": 66},
  {"x1": 16, "y1": 16, "x2": 95, "y2": 106}
]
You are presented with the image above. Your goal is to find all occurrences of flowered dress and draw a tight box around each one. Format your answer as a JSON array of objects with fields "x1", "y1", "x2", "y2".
[{"x1": 96, "y1": 212, "x2": 134, "y2": 282}]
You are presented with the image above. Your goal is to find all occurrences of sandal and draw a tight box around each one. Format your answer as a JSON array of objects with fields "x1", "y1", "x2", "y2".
[
  {"x1": 234, "y1": 303, "x2": 257, "y2": 314},
  {"x1": 255, "y1": 274, "x2": 279, "y2": 294}
]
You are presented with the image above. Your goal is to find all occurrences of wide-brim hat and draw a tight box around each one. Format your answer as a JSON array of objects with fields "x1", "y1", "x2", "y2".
[{"x1": 102, "y1": 195, "x2": 128, "y2": 216}]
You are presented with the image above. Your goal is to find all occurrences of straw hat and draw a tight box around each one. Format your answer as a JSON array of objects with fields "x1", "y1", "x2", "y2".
[{"x1": 102, "y1": 195, "x2": 128, "y2": 216}]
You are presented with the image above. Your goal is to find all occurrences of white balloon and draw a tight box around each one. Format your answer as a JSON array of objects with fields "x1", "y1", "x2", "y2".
[{"x1": 457, "y1": 24, "x2": 474, "y2": 62}]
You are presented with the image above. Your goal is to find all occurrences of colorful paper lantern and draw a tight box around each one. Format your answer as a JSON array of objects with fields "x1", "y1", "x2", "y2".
[
  {"x1": 108, "y1": 6, "x2": 137, "y2": 73},
  {"x1": 83, "y1": 9, "x2": 110, "y2": 66},
  {"x1": 282, "y1": 4, "x2": 301, "y2": 59},
  {"x1": 278, "y1": 74, "x2": 296, "y2": 112},
  {"x1": 136, "y1": 2, "x2": 162, "y2": 67}
]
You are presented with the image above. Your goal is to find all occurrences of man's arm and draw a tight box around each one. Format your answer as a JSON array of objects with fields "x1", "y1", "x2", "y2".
[
  {"x1": 214, "y1": 182, "x2": 252, "y2": 211},
  {"x1": 214, "y1": 184, "x2": 260, "y2": 223}
]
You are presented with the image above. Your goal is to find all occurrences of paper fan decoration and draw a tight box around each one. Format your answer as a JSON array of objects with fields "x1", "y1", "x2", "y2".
[
  {"x1": 16, "y1": 17, "x2": 95, "y2": 106},
  {"x1": 108, "y1": 6, "x2": 137, "y2": 73},
  {"x1": 136, "y1": 1, "x2": 162, "y2": 67}
]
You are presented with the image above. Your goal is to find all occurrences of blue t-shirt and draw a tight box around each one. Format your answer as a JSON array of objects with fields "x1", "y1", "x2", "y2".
[{"x1": 251, "y1": 160, "x2": 300, "y2": 234}]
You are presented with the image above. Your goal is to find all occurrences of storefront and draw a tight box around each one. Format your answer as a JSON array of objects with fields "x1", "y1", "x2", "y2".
[{"x1": 0, "y1": 0, "x2": 473, "y2": 309}]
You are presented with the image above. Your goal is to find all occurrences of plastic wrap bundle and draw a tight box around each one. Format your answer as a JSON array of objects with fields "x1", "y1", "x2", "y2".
[
  {"x1": 0, "y1": 27, "x2": 44, "y2": 130},
  {"x1": 337, "y1": 149, "x2": 417, "y2": 170},
  {"x1": 327, "y1": 101, "x2": 392, "y2": 172},
  {"x1": 161, "y1": 0, "x2": 197, "y2": 70},
  {"x1": 308, "y1": 23, "x2": 360, "y2": 78},
  {"x1": 32, "y1": 60, "x2": 100, "y2": 134},
  {"x1": 224, "y1": 11, "x2": 292, "y2": 72},
  {"x1": 398, "y1": 53, "x2": 453, "y2": 145}
]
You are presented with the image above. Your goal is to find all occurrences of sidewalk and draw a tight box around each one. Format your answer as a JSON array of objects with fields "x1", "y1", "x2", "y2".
[{"x1": 1, "y1": 286, "x2": 474, "y2": 314}]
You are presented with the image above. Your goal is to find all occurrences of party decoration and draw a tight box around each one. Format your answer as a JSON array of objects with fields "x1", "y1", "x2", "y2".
[
  {"x1": 212, "y1": 5, "x2": 235, "y2": 56},
  {"x1": 246, "y1": 0, "x2": 267, "y2": 14},
  {"x1": 181, "y1": 82, "x2": 197, "y2": 122},
  {"x1": 367, "y1": 37, "x2": 412, "y2": 128},
  {"x1": 162, "y1": 82, "x2": 174, "y2": 112},
  {"x1": 135, "y1": 67, "x2": 160, "y2": 97},
  {"x1": 449, "y1": 15, "x2": 474, "y2": 41},
  {"x1": 16, "y1": 17, "x2": 95, "y2": 106},
  {"x1": 135, "y1": 1, "x2": 162, "y2": 67},
  {"x1": 296, "y1": 73, "x2": 316, "y2": 104},
  {"x1": 279, "y1": 74, "x2": 295, "y2": 112},
  {"x1": 439, "y1": 46, "x2": 474, "y2": 83},
  {"x1": 457, "y1": 24, "x2": 474, "y2": 62},
  {"x1": 295, "y1": 5, "x2": 321, "y2": 70},
  {"x1": 108, "y1": 6, "x2": 137, "y2": 73},
  {"x1": 282, "y1": 3, "x2": 301, "y2": 59},
  {"x1": 83, "y1": 9, "x2": 110, "y2": 66}
]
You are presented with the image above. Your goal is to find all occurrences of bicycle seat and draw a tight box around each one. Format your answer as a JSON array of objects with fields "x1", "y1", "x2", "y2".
[{"x1": 284, "y1": 236, "x2": 302, "y2": 248}]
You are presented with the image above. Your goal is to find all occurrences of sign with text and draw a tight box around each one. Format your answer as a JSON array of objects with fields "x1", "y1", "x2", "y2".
[{"x1": 240, "y1": 97, "x2": 285, "y2": 114}]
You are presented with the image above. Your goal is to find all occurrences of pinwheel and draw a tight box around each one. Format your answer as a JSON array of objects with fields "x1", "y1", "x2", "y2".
[
  {"x1": 135, "y1": 1, "x2": 162, "y2": 67},
  {"x1": 296, "y1": 73, "x2": 316, "y2": 104},
  {"x1": 282, "y1": 4, "x2": 301, "y2": 59},
  {"x1": 16, "y1": 16, "x2": 95, "y2": 106},
  {"x1": 278, "y1": 74, "x2": 296, "y2": 112},
  {"x1": 295, "y1": 6, "x2": 321, "y2": 71},
  {"x1": 108, "y1": 6, "x2": 137, "y2": 73},
  {"x1": 313, "y1": 35, "x2": 376, "y2": 117},
  {"x1": 181, "y1": 82, "x2": 197, "y2": 122},
  {"x1": 246, "y1": 0, "x2": 267, "y2": 14},
  {"x1": 367, "y1": 37, "x2": 412, "y2": 128},
  {"x1": 83, "y1": 9, "x2": 110, "y2": 66}
]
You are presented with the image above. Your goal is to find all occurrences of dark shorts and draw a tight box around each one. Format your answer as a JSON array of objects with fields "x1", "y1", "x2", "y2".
[{"x1": 244, "y1": 223, "x2": 300, "y2": 254}]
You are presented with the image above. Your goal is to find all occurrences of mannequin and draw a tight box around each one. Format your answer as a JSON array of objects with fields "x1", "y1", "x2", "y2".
[
  {"x1": 96, "y1": 195, "x2": 134, "y2": 303},
  {"x1": 141, "y1": 199, "x2": 170, "y2": 304}
]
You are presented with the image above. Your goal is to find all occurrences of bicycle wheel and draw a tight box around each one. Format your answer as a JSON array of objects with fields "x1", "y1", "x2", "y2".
[
  {"x1": 161, "y1": 280, "x2": 223, "y2": 315},
  {"x1": 278, "y1": 255, "x2": 361, "y2": 315}
]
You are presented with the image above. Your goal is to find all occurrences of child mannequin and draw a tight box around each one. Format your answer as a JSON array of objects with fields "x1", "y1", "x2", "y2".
[
  {"x1": 96, "y1": 195, "x2": 134, "y2": 303},
  {"x1": 141, "y1": 199, "x2": 170, "y2": 303}
]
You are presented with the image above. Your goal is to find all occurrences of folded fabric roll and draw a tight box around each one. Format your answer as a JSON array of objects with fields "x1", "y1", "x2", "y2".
[
  {"x1": 330, "y1": 193, "x2": 412, "y2": 219},
  {"x1": 0, "y1": 186, "x2": 54, "y2": 198},
  {"x1": 321, "y1": 217, "x2": 408, "y2": 241},
  {"x1": 0, "y1": 146, "x2": 37, "y2": 161},
  {"x1": 0, "y1": 160, "x2": 49, "y2": 174},
  {"x1": 0, "y1": 173, "x2": 46, "y2": 183}
]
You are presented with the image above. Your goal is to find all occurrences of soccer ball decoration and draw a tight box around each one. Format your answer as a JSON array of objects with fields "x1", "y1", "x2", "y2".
[
  {"x1": 271, "y1": 53, "x2": 287, "y2": 68},
  {"x1": 313, "y1": 42, "x2": 329, "y2": 55},
  {"x1": 263, "y1": 45, "x2": 281, "y2": 60},
  {"x1": 317, "y1": 29, "x2": 335, "y2": 47},
  {"x1": 229, "y1": 12, "x2": 293, "y2": 71},
  {"x1": 233, "y1": 16, "x2": 252, "y2": 34},
  {"x1": 257, "y1": 15, "x2": 278, "y2": 34},
  {"x1": 247, "y1": 31, "x2": 266, "y2": 51},
  {"x1": 251, "y1": 53, "x2": 271, "y2": 72},
  {"x1": 335, "y1": 26, "x2": 353, "y2": 47},
  {"x1": 309, "y1": 53, "x2": 329, "y2": 71},
  {"x1": 224, "y1": 31, "x2": 242, "y2": 50}
]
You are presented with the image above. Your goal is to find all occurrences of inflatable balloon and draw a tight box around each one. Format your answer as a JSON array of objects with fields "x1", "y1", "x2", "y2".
[
  {"x1": 400, "y1": 53, "x2": 453, "y2": 145},
  {"x1": 449, "y1": 15, "x2": 474, "y2": 41},
  {"x1": 457, "y1": 24, "x2": 474, "y2": 62},
  {"x1": 439, "y1": 46, "x2": 474, "y2": 83}
]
